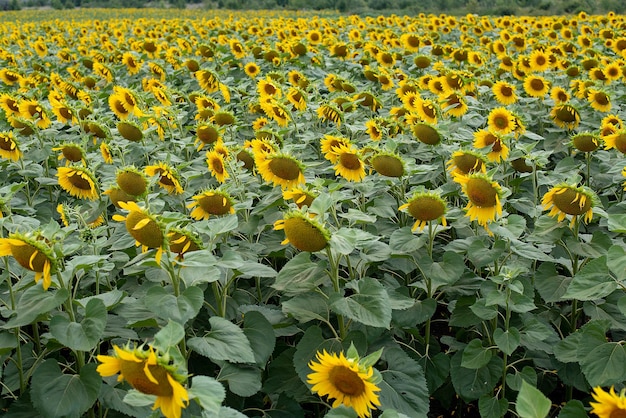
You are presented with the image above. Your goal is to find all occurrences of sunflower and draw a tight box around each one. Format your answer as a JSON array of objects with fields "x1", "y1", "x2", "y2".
[
  {"x1": 571, "y1": 132, "x2": 601, "y2": 152},
  {"x1": 332, "y1": 144, "x2": 366, "y2": 182},
  {"x1": 258, "y1": 153, "x2": 306, "y2": 189},
  {"x1": 541, "y1": 183, "x2": 595, "y2": 226},
  {"x1": 195, "y1": 123, "x2": 222, "y2": 151},
  {"x1": 399, "y1": 190, "x2": 448, "y2": 232},
  {"x1": 370, "y1": 151, "x2": 405, "y2": 177},
  {"x1": 0, "y1": 131, "x2": 22, "y2": 161},
  {"x1": 587, "y1": 89, "x2": 612, "y2": 112},
  {"x1": 321, "y1": 135, "x2": 352, "y2": 163},
  {"x1": 487, "y1": 107, "x2": 516, "y2": 135},
  {"x1": 195, "y1": 69, "x2": 220, "y2": 93},
  {"x1": 57, "y1": 166, "x2": 99, "y2": 200},
  {"x1": 258, "y1": 77, "x2": 282, "y2": 98},
  {"x1": 52, "y1": 143, "x2": 85, "y2": 165},
  {"x1": 0, "y1": 232, "x2": 55, "y2": 290},
  {"x1": 187, "y1": 189, "x2": 236, "y2": 220},
  {"x1": 550, "y1": 103, "x2": 581, "y2": 130},
  {"x1": 317, "y1": 103, "x2": 344, "y2": 127},
  {"x1": 603, "y1": 129, "x2": 626, "y2": 154},
  {"x1": 550, "y1": 86, "x2": 570, "y2": 104},
  {"x1": 116, "y1": 166, "x2": 149, "y2": 197},
  {"x1": 168, "y1": 229, "x2": 202, "y2": 256},
  {"x1": 112, "y1": 201, "x2": 165, "y2": 264},
  {"x1": 206, "y1": 149, "x2": 229, "y2": 183},
  {"x1": 145, "y1": 162, "x2": 183, "y2": 195},
  {"x1": 122, "y1": 52, "x2": 142, "y2": 75},
  {"x1": 528, "y1": 49, "x2": 550, "y2": 72},
  {"x1": 415, "y1": 98, "x2": 438, "y2": 124},
  {"x1": 0, "y1": 93, "x2": 20, "y2": 118},
  {"x1": 283, "y1": 186, "x2": 317, "y2": 209},
  {"x1": 523, "y1": 74, "x2": 550, "y2": 98},
  {"x1": 243, "y1": 62, "x2": 261, "y2": 79},
  {"x1": 412, "y1": 122, "x2": 442, "y2": 145},
  {"x1": 274, "y1": 210, "x2": 330, "y2": 252},
  {"x1": 457, "y1": 173, "x2": 503, "y2": 231},
  {"x1": 19, "y1": 99, "x2": 51, "y2": 129},
  {"x1": 287, "y1": 87, "x2": 307, "y2": 112},
  {"x1": 307, "y1": 350, "x2": 381, "y2": 418},
  {"x1": 589, "y1": 386, "x2": 626, "y2": 418},
  {"x1": 473, "y1": 129, "x2": 509, "y2": 162},
  {"x1": 441, "y1": 93, "x2": 468, "y2": 118},
  {"x1": 96, "y1": 344, "x2": 189, "y2": 418}
]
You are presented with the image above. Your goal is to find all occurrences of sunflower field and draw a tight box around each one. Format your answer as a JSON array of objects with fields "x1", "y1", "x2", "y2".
[{"x1": 1, "y1": 6, "x2": 626, "y2": 418}]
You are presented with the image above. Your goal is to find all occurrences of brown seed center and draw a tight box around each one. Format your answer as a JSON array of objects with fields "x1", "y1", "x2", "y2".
[{"x1": 328, "y1": 366, "x2": 365, "y2": 397}]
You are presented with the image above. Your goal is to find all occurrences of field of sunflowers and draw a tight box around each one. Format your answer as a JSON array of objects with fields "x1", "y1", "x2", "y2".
[{"x1": 1, "y1": 6, "x2": 626, "y2": 418}]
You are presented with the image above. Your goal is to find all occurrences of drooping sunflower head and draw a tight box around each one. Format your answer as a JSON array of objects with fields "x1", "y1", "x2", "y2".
[
  {"x1": 399, "y1": 190, "x2": 448, "y2": 232},
  {"x1": 589, "y1": 386, "x2": 626, "y2": 418},
  {"x1": 0, "y1": 131, "x2": 22, "y2": 161},
  {"x1": 211, "y1": 110, "x2": 236, "y2": 127},
  {"x1": 167, "y1": 228, "x2": 202, "y2": 257},
  {"x1": 57, "y1": 166, "x2": 99, "y2": 201},
  {"x1": 117, "y1": 120, "x2": 144, "y2": 142},
  {"x1": 332, "y1": 143, "x2": 366, "y2": 182},
  {"x1": 550, "y1": 103, "x2": 581, "y2": 130},
  {"x1": 541, "y1": 183, "x2": 596, "y2": 226},
  {"x1": 96, "y1": 344, "x2": 188, "y2": 418},
  {"x1": 307, "y1": 349, "x2": 381, "y2": 418},
  {"x1": 283, "y1": 186, "x2": 317, "y2": 210},
  {"x1": 258, "y1": 152, "x2": 306, "y2": 189},
  {"x1": 274, "y1": 210, "x2": 330, "y2": 252},
  {"x1": 317, "y1": 102, "x2": 344, "y2": 127},
  {"x1": 571, "y1": 132, "x2": 601, "y2": 153},
  {"x1": 0, "y1": 232, "x2": 56, "y2": 290},
  {"x1": 447, "y1": 150, "x2": 487, "y2": 180},
  {"x1": 112, "y1": 201, "x2": 165, "y2": 263},
  {"x1": 370, "y1": 151, "x2": 405, "y2": 178},
  {"x1": 104, "y1": 186, "x2": 136, "y2": 208},
  {"x1": 456, "y1": 173, "x2": 503, "y2": 231},
  {"x1": 53, "y1": 142, "x2": 85, "y2": 165},
  {"x1": 145, "y1": 162, "x2": 183, "y2": 195},
  {"x1": 412, "y1": 122, "x2": 442, "y2": 145},
  {"x1": 187, "y1": 189, "x2": 236, "y2": 221},
  {"x1": 116, "y1": 166, "x2": 149, "y2": 197}
]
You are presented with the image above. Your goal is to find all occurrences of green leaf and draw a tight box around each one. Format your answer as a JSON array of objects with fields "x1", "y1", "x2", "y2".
[
  {"x1": 2, "y1": 287, "x2": 69, "y2": 329},
  {"x1": 235, "y1": 261, "x2": 277, "y2": 278},
  {"x1": 580, "y1": 342, "x2": 626, "y2": 387},
  {"x1": 188, "y1": 316, "x2": 255, "y2": 364},
  {"x1": 461, "y1": 339, "x2": 493, "y2": 369},
  {"x1": 392, "y1": 298, "x2": 436, "y2": 327},
  {"x1": 534, "y1": 263, "x2": 571, "y2": 303},
  {"x1": 606, "y1": 245, "x2": 626, "y2": 280},
  {"x1": 243, "y1": 310, "x2": 276, "y2": 366},
  {"x1": 479, "y1": 395, "x2": 508, "y2": 418},
  {"x1": 557, "y1": 400, "x2": 588, "y2": 418},
  {"x1": 330, "y1": 277, "x2": 392, "y2": 328},
  {"x1": 122, "y1": 390, "x2": 155, "y2": 407},
  {"x1": 217, "y1": 362, "x2": 262, "y2": 397},
  {"x1": 144, "y1": 285, "x2": 203, "y2": 324},
  {"x1": 282, "y1": 293, "x2": 330, "y2": 323},
  {"x1": 293, "y1": 326, "x2": 342, "y2": 385},
  {"x1": 31, "y1": 360, "x2": 101, "y2": 418},
  {"x1": 389, "y1": 227, "x2": 427, "y2": 253},
  {"x1": 493, "y1": 327, "x2": 520, "y2": 356},
  {"x1": 563, "y1": 256, "x2": 616, "y2": 301},
  {"x1": 516, "y1": 380, "x2": 551, "y2": 418},
  {"x1": 466, "y1": 238, "x2": 506, "y2": 269},
  {"x1": 505, "y1": 366, "x2": 537, "y2": 391},
  {"x1": 378, "y1": 345, "x2": 429, "y2": 417},
  {"x1": 419, "y1": 251, "x2": 465, "y2": 292},
  {"x1": 418, "y1": 352, "x2": 450, "y2": 394},
  {"x1": 358, "y1": 240, "x2": 391, "y2": 262},
  {"x1": 323, "y1": 405, "x2": 359, "y2": 417},
  {"x1": 153, "y1": 320, "x2": 185, "y2": 352},
  {"x1": 98, "y1": 383, "x2": 153, "y2": 418},
  {"x1": 188, "y1": 375, "x2": 225, "y2": 411},
  {"x1": 607, "y1": 213, "x2": 626, "y2": 233},
  {"x1": 450, "y1": 352, "x2": 501, "y2": 401},
  {"x1": 49, "y1": 298, "x2": 106, "y2": 351},
  {"x1": 272, "y1": 252, "x2": 327, "y2": 296}
]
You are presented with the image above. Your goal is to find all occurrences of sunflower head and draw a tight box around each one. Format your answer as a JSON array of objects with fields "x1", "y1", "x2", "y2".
[
  {"x1": 370, "y1": 151, "x2": 405, "y2": 178},
  {"x1": 571, "y1": 132, "x2": 601, "y2": 152},
  {"x1": 399, "y1": 190, "x2": 448, "y2": 232},
  {"x1": 167, "y1": 229, "x2": 202, "y2": 256},
  {"x1": 258, "y1": 153, "x2": 305, "y2": 189},
  {"x1": 53, "y1": 143, "x2": 85, "y2": 164},
  {"x1": 541, "y1": 183, "x2": 596, "y2": 225},
  {"x1": 112, "y1": 202, "x2": 165, "y2": 261},
  {"x1": 0, "y1": 232, "x2": 56, "y2": 290},
  {"x1": 550, "y1": 103, "x2": 581, "y2": 130},
  {"x1": 412, "y1": 122, "x2": 442, "y2": 145},
  {"x1": 274, "y1": 210, "x2": 330, "y2": 252},
  {"x1": 116, "y1": 166, "x2": 149, "y2": 197},
  {"x1": 447, "y1": 150, "x2": 487, "y2": 180},
  {"x1": 117, "y1": 120, "x2": 144, "y2": 142},
  {"x1": 0, "y1": 131, "x2": 22, "y2": 161},
  {"x1": 145, "y1": 162, "x2": 183, "y2": 195},
  {"x1": 589, "y1": 387, "x2": 626, "y2": 418},
  {"x1": 57, "y1": 166, "x2": 99, "y2": 200},
  {"x1": 187, "y1": 189, "x2": 236, "y2": 221},
  {"x1": 283, "y1": 186, "x2": 317, "y2": 209},
  {"x1": 456, "y1": 173, "x2": 503, "y2": 231}
]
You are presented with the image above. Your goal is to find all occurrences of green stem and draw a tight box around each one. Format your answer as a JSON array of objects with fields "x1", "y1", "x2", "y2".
[
  {"x1": 501, "y1": 287, "x2": 511, "y2": 400},
  {"x1": 326, "y1": 247, "x2": 346, "y2": 339},
  {"x1": 5, "y1": 264, "x2": 25, "y2": 394}
]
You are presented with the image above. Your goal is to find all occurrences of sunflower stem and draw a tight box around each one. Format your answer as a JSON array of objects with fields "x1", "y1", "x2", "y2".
[
  {"x1": 4, "y1": 261, "x2": 25, "y2": 394},
  {"x1": 326, "y1": 247, "x2": 346, "y2": 340}
]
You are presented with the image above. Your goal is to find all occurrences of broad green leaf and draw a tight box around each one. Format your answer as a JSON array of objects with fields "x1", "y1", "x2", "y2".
[
  {"x1": 510, "y1": 240, "x2": 554, "y2": 262},
  {"x1": 378, "y1": 345, "x2": 429, "y2": 417},
  {"x1": 293, "y1": 326, "x2": 342, "y2": 385},
  {"x1": 188, "y1": 375, "x2": 225, "y2": 411},
  {"x1": 606, "y1": 245, "x2": 626, "y2": 280},
  {"x1": 77, "y1": 289, "x2": 126, "y2": 309},
  {"x1": 493, "y1": 327, "x2": 520, "y2": 356},
  {"x1": 153, "y1": 320, "x2": 185, "y2": 352},
  {"x1": 563, "y1": 256, "x2": 616, "y2": 301},
  {"x1": 323, "y1": 405, "x2": 359, "y2": 417},
  {"x1": 534, "y1": 262, "x2": 571, "y2": 303},
  {"x1": 98, "y1": 383, "x2": 153, "y2": 418},
  {"x1": 389, "y1": 227, "x2": 427, "y2": 253},
  {"x1": 466, "y1": 238, "x2": 506, "y2": 269},
  {"x1": 145, "y1": 285, "x2": 203, "y2": 324},
  {"x1": 418, "y1": 352, "x2": 450, "y2": 394},
  {"x1": 217, "y1": 362, "x2": 262, "y2": 397},
  {"x1": 188, "y1": 316, "x2": 255, "y2": 364},
  {"x1": 418, "y1": 251, "x2": 465, "y2": 291},
  {"x1": 580, "y1": 342, "x2": 626, "y2": 387},
  {"x1": 553, "y1": 333, "x2": 583, "y2": 363},
  {"x1": 202, "y1": 406, "x2": 249, "y2": 418},
  {"x1": 330, "y1": 228, "x2": 358, "y2": 255},
  {"x1": 329, "y1": 277, "x2": 392, "y2": 328},
  {"x1": 122, "y1": 390, "x2": 155, "y2": 407},
  {"x1": 557, "y1": 400, "x2": 588, "y2": 418},
  {"x1": 235, "y1": 261, "x2": 277, "y2": 278},
  {"x1": 31, "y1": 360, "x2": 101, "y2": 418},
  {"x1": 264, "y1": 348, "x2": 313, "y2": 403},
  {"x1": 0, "y1": 330, "x2": 18, "y2": 355},
  {"x1": 243, "y1": 310, "x2": 276, "y2": 366},
  {"x1": 516, "y1": 380, "x2": 551, "y2": 418},
  {"x1": 50, "y1": 298, "x2": 106, "y2": 351},
  {"x1": 359, "y1": 240, "x2": 391, "y2": 262},
  {"x1": 379, "y1": 410, "x2": 411, "y2": 418},
  {"x1": 505, "y1": 366, "x2": 537, "y2": 391},
  {"x1": 2, "y1": 287, "x2": 69, "y2": 329},
  {"x1": 607, "y1": 213, "x2": 626, "y2": 233},
  {"x1": 272, "y1": 252, "x2": 327, "y2": 296},
  {"x1": 479, "y1": 395, "x2": 508, "y2": 418},
  {"x1": 461, "y1": 339, "x2": 493, "y2": 369},
  {"x1": 450, "y1": 352, "x2": 501, "y2": 401},
  {"x1": 392, "y1": 298, "x2": 436, "y2": 327},
  {"x1": 282, "y1": 293, "x2": 330, "y2": 323}
]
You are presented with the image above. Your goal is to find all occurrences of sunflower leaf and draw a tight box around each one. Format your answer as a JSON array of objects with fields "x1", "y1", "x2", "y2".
[
  {"x1": 563, "y1": 256, "x2": 616, "y2": 301},
  {"x1": 50, "y1": 298, "x2": 107, "y2": 351},
  {"x1": 515, "y1": 380, "x2": 551, "y2": 418},
  {"x1": 188, "y1": 375, "x2": 225, "y2": 412},
  {"x1": 2, "y1": 287, "x2": 69, "y2": 329},
  {"x1": 188, "y1": 316, "x2": 255, "y2": 364},
  {"x1": 329, "y1": 277, "x2": 392, "y2": 328}
]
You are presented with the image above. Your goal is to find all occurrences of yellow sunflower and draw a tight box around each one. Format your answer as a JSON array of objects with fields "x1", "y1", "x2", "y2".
[
  {"x1": 587, "y1": 89, "x2": 612, "y2": 112},
  {"x1": 399, "y1": 191, "x2": 448, "y2": 232},
  {"x1": 307, "y1": 350, "x2": 381, "y2": 418},
  {"x1": 19, "y1": 99, "x2": 51, "y2": 129},
  {"x1": 447, "y1": 150, "x2": 487, "y2": 180},
  {"x1": 550, "y1": 103, "x2": 581, "y2": 130},
  {"x1": 206, "y1": 149, "x2": 229, "y2": 184},
  {"x1": 112, "y1": 201, "x2": 165, "y2": 264},
  {"x1": 542, "y1": 183, "x2": 595, "y2": 226},
  {"x1": 603, "y1": 130, "x2": 626, "y2": 154},
  {"x1": 274, "y1": 210, "x2": 330, "y2": 252},
  {"x1": 0, "y1": 131, "x2": 22, "y2": 161},
  {"x1": 52, "y1": 143, "x2": 85, "y2": 165},
  {"x1": 317, "y1": 103, "x2": 344, "y2": 126},
  {"x1": 487, "y1": 107, "x2": 516, "y2": 135},
  {"x1": 96, "y1": 344, "x2": 189, "y2": 418},
  {"x1": 187, "y1": 190, "x2": 236, "y2": 220},
  {"x1": 412, "y1": 122, "x2": 442, "y2": 145},
  {"x1": 523, "y1": 74, "x2": 550, "y2": 98},
  {"x1": 57, "y1": 166, "x2": 99, "y2": 200},
  {"x1": 528, "y1": 49, "x2": 550, "y2": 72},
  {"x1": 321, "y1": 135, "x2": 352, "y2": 163},
  {"x1": 0, "y1": 232, "x2": 55, "y2": 290},
  {"x1": 167, "y1": 229, "x2": 202, "y2": 257},
  {"x1": 590, "y1": 386, "x2": 626, "y2": 418},
  {"x1": 370, "y1": 151, "x2": 405, "y2": 178},
  {"x1": 457, "y1": 173, "x2": 503, "y2": 231},
  {"x1": 258, "y1": 153, "x2": 306, "y2": 189},
  {"x1": 244, "y1": 62, "x2": 261, "y2": 79},
  {"x1": 473, "y1": 129, "x2": 509, "y2": 162},
  {"x1": 104, "y1": 187, "x2": 136, "y2": 209},
  {"x1": 332, "y1": 144, "x2": 366, "y2": 182},
  {"x1": 571, "y1": 132, "x2": 601, "y2": 153},
  {"x1": 145, "y1": 162, "x2": 183, "y2": 195},
  {"x1": 283, "y1": 186, "x2": 317, "y2": 209}
]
